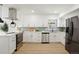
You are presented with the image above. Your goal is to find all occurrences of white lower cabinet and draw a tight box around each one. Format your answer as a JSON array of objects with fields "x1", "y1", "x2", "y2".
[
  {"x1": 0, "y1": 34, "x2": 16, "y2": 54},
  {"x1": 49, "y1": 32, "x2": 60, "y2": 42},
  {"x1": 23, "y1": 31, "x2": 33, "y2": 42},
  {"x1": 49, "y1": 32, "x2": 65, "y2": 45},
  {"x1": 23, "y1": 31, "x2": 41, "y2": 42},
  {"x1": 33, "y1": 32, "x2": 41, "y2": 42},
  {"x1": 0, "y1": 36, "x2": 9, "y2": 54},
  {"x1": 8, "y1": 35, "x2": 16, "y2": 54},
  {"x1": 23, "y1": 31, "x2": 65, "y2": 43}
]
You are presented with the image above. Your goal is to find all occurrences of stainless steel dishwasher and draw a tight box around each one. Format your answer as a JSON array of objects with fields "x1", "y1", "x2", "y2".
[{"x1": 42, "y1": 32, "x2": 49, "y2": 44}]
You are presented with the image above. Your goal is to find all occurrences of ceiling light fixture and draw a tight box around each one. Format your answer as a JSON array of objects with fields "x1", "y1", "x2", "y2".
[
  {"x1": 10, "y1": 20, "x2": 16, "y2": 27},
  {"x1": 32, "y1": 10, "x2": 34, "y2": 13}
]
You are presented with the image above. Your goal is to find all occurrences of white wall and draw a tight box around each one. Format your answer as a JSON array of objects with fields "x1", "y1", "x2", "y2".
[
  {"x1": 60, "y1": 4, "x2": 79, "y2": 17},
  {"x1": 17, "y1": 9, "x2": 59, "y2": 27},
  {"x1": 59, "y1": 8, "x2": 79, "y2": 27},
  {"x1": 62, "y1": 8, "x2": 79, "y2": 20}
]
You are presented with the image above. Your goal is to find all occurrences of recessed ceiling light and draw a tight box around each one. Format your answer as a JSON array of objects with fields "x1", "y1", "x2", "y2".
[{"x1": 32, "y1": 10, "x2": 35, "y2": 13}]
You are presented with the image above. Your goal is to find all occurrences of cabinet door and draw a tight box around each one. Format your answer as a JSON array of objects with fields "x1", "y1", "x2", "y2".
[
  {"x1": 58, "y1": 32, "x2": 65, "y2": 45},
  {"x1": 37, "y1": 32, "x2": 41, "y2": 42},
  {"x1": 8, "y1": 35, "x2": 16, "y2": 53},
  {"x1": 0, "y1": 36, "x2": 9, "y2": 54},
  {"x1": 49, "y1": 33, "x2": 54, "y2": 42},
  {"x1": 0, "y1": 6, "x2": 9, "y2": 18},
  {"x1": 23, "y1": 32, "x2": 41, "y2": 42},
  {"x1": 0, "y1": 6, "x2": 2, "y2": 17},
  {"x1": 33, "y1": 32, "x2": 41, "y2": 42},
  {"x1": 23, "y1": 31, "x2": 29, "y2": 42},
  {"x1": 53, "y1": 34, "x2": 59, "y2": 42},
  {"x1": 23, "y1": 31, "x2": 32, "y2": 42},
  {"x1": 49, "y1": 33, "x2": 58, "y2": 42},
  {"x1": 2, "y1": 6, "x2": 9, "y2": 18},
  {"x1": 58, "y1": 18, "x2": 66, "y2": 27}
]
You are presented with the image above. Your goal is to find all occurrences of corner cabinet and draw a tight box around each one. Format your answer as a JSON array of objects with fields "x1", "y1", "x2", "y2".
[{"x1": 0, "y1": 34, "x2": 16, "y2": 54}]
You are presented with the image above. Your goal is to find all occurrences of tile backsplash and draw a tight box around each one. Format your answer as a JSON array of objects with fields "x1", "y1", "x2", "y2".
[{"x1": 17, "y1": 27, "x2": 47, "y2": 32}]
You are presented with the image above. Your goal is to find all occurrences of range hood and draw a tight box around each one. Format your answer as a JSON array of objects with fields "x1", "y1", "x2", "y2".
[
  {"x1": 9, "y1": 8, "x2": 18, "y2": 20},
  {"x1": 4, "y1": 7, "x2": 18, "y2": 20}
]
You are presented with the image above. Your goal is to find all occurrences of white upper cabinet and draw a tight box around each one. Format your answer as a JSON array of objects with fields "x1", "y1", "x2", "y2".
[
  {"x1": 58, "y1": 18, "x2": 66, "y2": 27},
  {"x1": 0, "y1": 6, "x2": 9, "y2": 18},
  {"x1": 0, "y1": 6, "x2": 2, "y2": 17},
  {"x1": 48, "y1": 19, "x2": 57, "y2": 28},
  {"x1": 2, "y1": 7, "x2": 9, "y2": 18}
]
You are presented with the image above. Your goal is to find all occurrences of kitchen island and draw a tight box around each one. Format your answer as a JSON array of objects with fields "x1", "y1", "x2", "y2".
[{"x1": 0, "y1": 32, "x2": 16, "y2": 54}]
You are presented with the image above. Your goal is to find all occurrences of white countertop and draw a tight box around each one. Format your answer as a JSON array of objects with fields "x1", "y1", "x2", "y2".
[{"x1": 0, "y1": 31, "x2": 16, "y2": 36}]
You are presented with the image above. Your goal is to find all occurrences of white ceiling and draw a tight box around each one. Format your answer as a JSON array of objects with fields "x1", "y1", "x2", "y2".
[{"x1": 4, "y1": 4, "x2": 76, "y2": 15}]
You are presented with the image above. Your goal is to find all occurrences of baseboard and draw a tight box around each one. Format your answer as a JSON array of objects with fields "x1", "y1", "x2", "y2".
[{"x1": 23, "y1": 42, "x2": 41, "y2": 44}]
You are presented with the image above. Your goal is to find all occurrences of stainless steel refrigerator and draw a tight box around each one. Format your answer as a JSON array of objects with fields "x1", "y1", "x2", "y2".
[{"x1": 65, "y1": 16, "x2": 79, "y2": 54}]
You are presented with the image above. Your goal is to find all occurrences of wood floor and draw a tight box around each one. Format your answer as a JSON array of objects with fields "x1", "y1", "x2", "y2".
[{"x1": 15, "y1": 43, "x2": 68, "y2": 54}]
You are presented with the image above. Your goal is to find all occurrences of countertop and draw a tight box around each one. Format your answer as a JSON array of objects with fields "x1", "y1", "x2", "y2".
[
  {"x1": 0, "y1": 30, "x2": 23, "y2": 36},
  {"x1": 0, "y1": 32, "x2": 16, "y2": 36},
  {"x1": 23, "y1": 30, "x2": 65, "y2": 33}
]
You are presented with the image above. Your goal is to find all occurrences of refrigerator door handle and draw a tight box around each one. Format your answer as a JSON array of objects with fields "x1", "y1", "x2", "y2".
[
  {"x1": 72, "y1": 22, "x2": 74, "y2": 37},
  {"x1": 68, "y1": 22, "x2": 73, "y2": 43},
  {"x1": 66, "y1": 27, "x2": 69, "y2": 33}
]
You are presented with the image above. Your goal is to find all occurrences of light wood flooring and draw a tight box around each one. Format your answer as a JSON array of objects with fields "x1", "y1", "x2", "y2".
[{"x1": 15, "y1": 43, "x2": 68, "y2": 54}]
